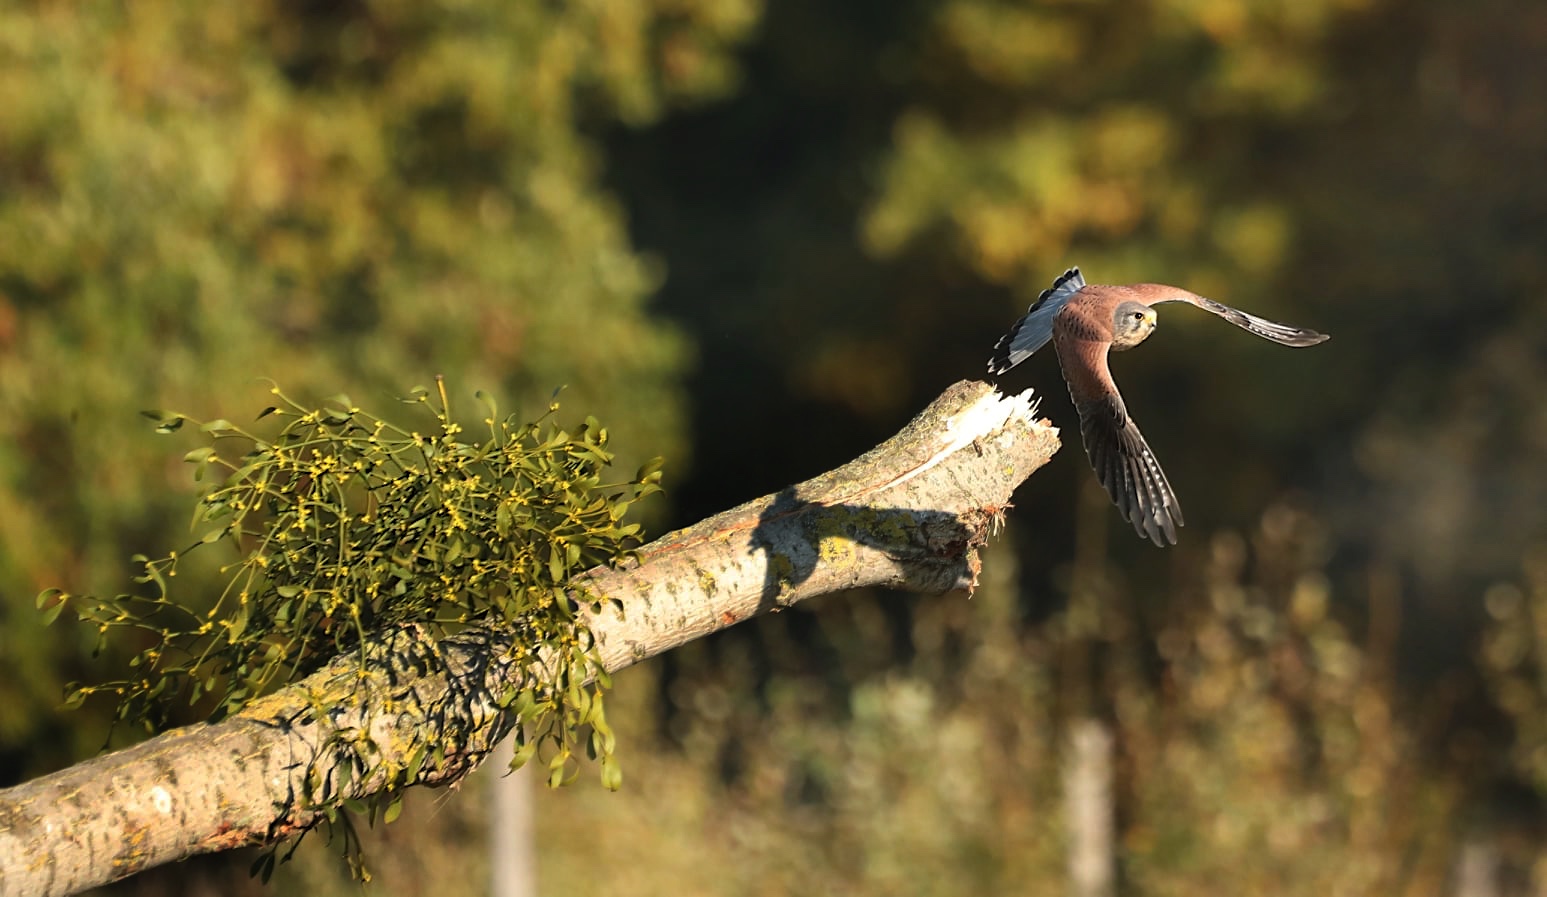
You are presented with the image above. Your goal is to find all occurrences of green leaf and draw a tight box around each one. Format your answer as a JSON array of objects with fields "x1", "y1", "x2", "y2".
[
  {"x1": 38, "y1": 598, "x2": 67, "y2": 626},
  {"x1": 475, "y1": 389, "x2": 499, "y2": 420},
  {"x1": 405, "y1": 745, "x2": 428, "y2": 782},
  {"x1": 334, "y1": 760, "x2": 354, "y2": 798},
  {"x1": 600, "y1": 755, "x2": 623, "y2": 791},
  {"x1": 591, "y1": 706, "x2": 616, "y2": 753},
  {"x1": 509, "y1": 737, "x2": 538, "y2": 771},
  {"x1": 547, "y1": 752, "x2": 569, "y2": 788},
  {"x1": 36, "y1": 587, "x2": 64, "y2": 609},
  {"x1": 184, "y1": 446, "x2": 216, "y2": 464},
  {"x1": 228, "y1": 601, "x2": 249, "y2": 640},
  {"x1": 383, "y1": 793, "x2": 405, "y2": 825},
  {"x1": 509, "y1": 689, "x2": 538, "y2": 719},
  {"x1": 635, "y1": 456, "x2": 665, "y2": 482}
]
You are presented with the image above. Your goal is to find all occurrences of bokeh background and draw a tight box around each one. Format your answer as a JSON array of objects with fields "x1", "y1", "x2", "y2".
[{"x1": 3, "y1": 0, "x2": 1546, "y2": 894}]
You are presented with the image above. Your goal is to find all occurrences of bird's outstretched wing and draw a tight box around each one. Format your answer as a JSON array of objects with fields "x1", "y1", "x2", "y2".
[
  {"x1": 1073, "y1": 391, "x2": 1184, "y2": 547},
  {"x1": 1159, "y1": 295, "x2": 1329, "y2": 347},
  {"x1": 988, "y1": 267, "x2": 1087, "y2": 374}
]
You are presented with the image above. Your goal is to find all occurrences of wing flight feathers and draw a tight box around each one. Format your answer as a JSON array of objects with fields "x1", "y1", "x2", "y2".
[
  {"x1": 1186, "y1": 296, "x2": 1329, "y2": 347},
  {"x1": 987, "y1": 267, "x2": 1086, "y2": 374},
  {"x1": 1075, "y1": 395, "x2": 1182, "y2": 547}
]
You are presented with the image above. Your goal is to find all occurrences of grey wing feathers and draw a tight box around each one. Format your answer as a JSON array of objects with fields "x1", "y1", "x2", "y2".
[
  {"x1": 987, "y1": 267, "x2": 1087, "y2": 374},
  {"x1": 1177, "y1": 296, "x2": 1330, "y2": 347},
  {"x1": 1075, "y1": 395, "x2": 1184, "y2": 547}
]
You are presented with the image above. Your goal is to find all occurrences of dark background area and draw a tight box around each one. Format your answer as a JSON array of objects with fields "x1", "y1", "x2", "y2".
[{"x1": 3, "y1": 0, "x2": 1546, "y2": 893}]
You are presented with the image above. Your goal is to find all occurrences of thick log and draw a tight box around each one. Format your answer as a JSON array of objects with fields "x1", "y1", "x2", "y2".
[{"x1": 0, "y1": 381, "x2": 1058, "y2": 897}]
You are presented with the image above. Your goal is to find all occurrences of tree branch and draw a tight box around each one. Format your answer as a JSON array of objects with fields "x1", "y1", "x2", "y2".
[{"x1": 0, "y1": 380, "x2": 1058, "y2": 897}]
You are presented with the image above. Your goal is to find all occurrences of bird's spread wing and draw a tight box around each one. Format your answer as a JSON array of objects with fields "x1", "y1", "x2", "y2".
[
  {"x1": 1051, "y1": 310, "x2": 1183, "y2": 546},
  {"x1": 1073, "y1": 391, "x2": 1184, "y2": 547},
  {"x1": 988, "y1": 267, "x2": 1087, "y2": 374},
  {"x1": 1158, "y1": 295, "x2": 1330, "y2": 347}
]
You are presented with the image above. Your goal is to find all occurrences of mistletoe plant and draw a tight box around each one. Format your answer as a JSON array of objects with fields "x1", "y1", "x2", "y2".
[{"x1": 41, "y1": 378, "x2": 662, "y2": 797}]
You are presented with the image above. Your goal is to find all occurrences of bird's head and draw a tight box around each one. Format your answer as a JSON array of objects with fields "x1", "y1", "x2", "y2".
[{"x1": 1111, "y1": 301, "x2": 1158, "y2": 351}]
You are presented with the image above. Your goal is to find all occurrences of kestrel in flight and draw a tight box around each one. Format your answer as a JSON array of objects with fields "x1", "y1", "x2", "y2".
[{"x1": 988, "y1": 268, "x2": 1329, "y2": 546}]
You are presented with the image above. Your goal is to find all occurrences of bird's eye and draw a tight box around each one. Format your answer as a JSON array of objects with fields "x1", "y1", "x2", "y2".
[{"x1": 1132, "y1": 311, "x2": 1145, "y2": 321}]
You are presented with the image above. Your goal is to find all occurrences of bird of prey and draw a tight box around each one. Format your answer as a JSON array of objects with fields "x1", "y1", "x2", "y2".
[{"x1": 987, "y1": 268, "x2": 1329, "y2": 546}]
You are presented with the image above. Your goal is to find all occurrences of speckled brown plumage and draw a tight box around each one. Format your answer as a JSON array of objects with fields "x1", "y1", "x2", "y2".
[{"x1": 988, "y1": 268, "x2": 1329, "y2": 546}]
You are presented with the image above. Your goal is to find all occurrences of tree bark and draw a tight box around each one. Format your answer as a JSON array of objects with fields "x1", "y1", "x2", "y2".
[{"x1": 0, "y1": 380, "x2": 1058, "y2": 897}]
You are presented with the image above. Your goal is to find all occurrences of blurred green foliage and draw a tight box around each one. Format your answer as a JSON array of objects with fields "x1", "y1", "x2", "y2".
[
  {"x1": 291, "y1": 512, "x2": 1481, "y2": 896},
  {"x1": 0, "y1": 0, "x2": 748, "y2": 766},
  {"x1": 5, "y1": 0, "x2": 1547, "y2": 893}
]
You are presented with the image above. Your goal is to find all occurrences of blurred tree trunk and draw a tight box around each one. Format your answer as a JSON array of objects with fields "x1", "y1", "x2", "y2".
[
  {"x1": 488, "y1": 741, "x2": 536, "y2": 897},
  {"x1": 1065, "y1": 719, "x2": 1116, "y2": 897},
  {"x1": 1452, "y1": 838, "x2": 1499, "y2": 897},
  {"x1": 0, "y1": 380, "x2": 1058, "y2": 897}
]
